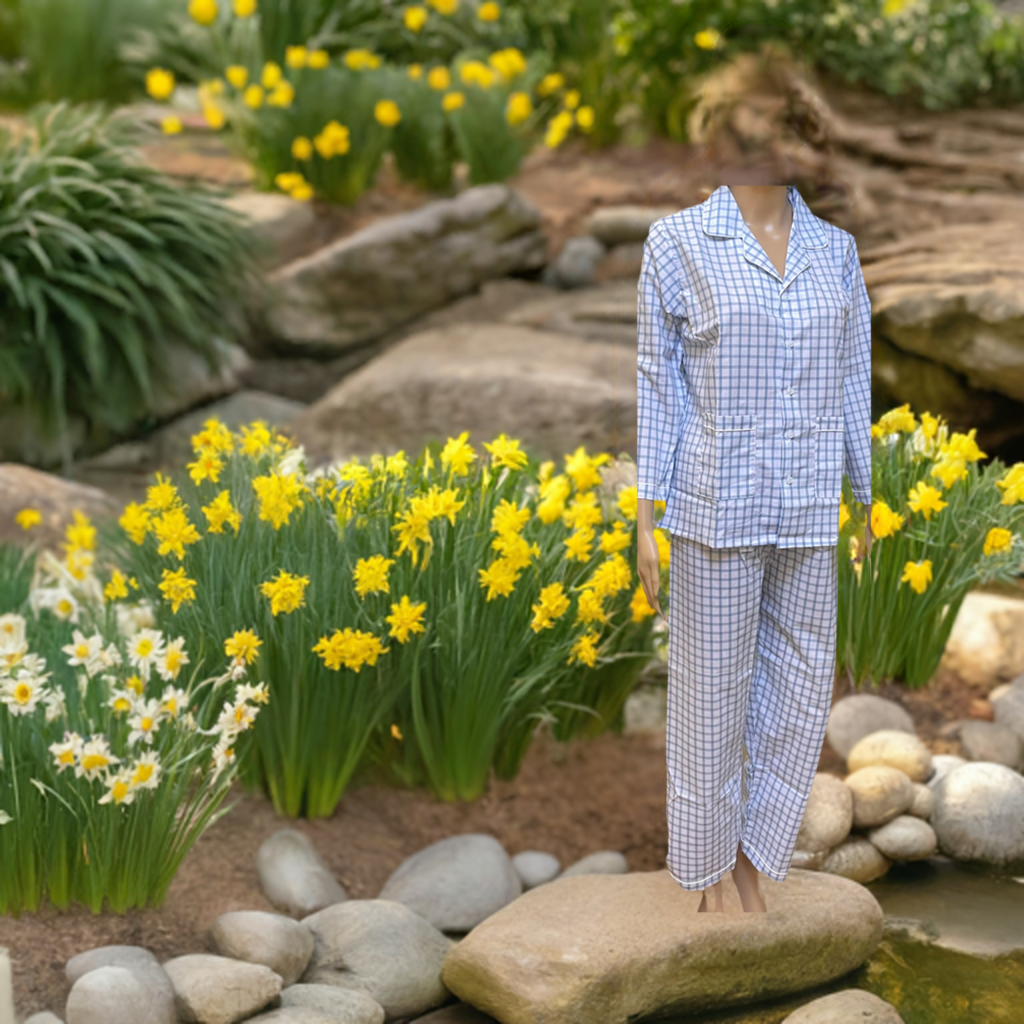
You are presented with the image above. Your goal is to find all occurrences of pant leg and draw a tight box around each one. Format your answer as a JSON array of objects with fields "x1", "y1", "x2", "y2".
[
  {"x1": 740, "y1": 544, "x2": 838, "y2": 882},
  {"x1": 665, "y1": 534, "x2": 763, "y2": 890}
]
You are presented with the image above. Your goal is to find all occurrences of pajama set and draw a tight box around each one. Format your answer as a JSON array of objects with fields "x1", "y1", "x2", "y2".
[{"x1": 636, "y1": 184, "x2": 873, "y2": 890}]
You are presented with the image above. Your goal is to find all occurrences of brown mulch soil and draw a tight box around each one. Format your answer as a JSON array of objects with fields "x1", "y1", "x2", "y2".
[{"x1": 0, "y1": 659, "x2": 991, "y2": 1021}]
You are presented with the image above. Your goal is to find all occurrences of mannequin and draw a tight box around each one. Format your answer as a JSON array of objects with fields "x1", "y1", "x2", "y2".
[{"x1": 638, "y1": 176, "x2": 872, "y2": 913}]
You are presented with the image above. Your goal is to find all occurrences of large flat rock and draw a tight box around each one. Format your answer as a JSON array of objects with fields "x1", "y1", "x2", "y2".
[
  {"x1": 441, "y1": 868, "x2": 883, "y2": 1024},
  {"x1": 288, "y1": 322, "x2": 636, "y2": 466},
  {"x1": 263, "y1": 184, "x2": 548, "y2": 354}
]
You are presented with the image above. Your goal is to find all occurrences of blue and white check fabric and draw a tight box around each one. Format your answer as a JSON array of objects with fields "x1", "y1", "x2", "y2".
[{"x1": 637, "y1": 184, "x2": 872, "y2": 548}]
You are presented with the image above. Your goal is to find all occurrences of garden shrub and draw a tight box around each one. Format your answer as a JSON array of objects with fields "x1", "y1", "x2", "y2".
[{"x1": 0, "y1": 102, "x2": 259, "y2": 465}]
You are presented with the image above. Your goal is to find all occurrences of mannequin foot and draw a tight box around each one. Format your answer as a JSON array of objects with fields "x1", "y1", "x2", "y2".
[
  {"x1": 697, "y1": 879, "x2": 724, "y2": 913},
  {"x1": 732, "y1": 843, "x2": 767, "y2": 913}
]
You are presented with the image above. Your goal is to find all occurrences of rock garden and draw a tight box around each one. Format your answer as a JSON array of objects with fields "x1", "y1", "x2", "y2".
[{"x1": 3, "y1": 2, "x2": 1024, "y2": 1023}]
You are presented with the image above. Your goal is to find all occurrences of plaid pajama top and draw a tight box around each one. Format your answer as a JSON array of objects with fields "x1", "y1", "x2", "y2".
[{"x1": 636, "y1": 184, "x2": 873, "y2": 548}]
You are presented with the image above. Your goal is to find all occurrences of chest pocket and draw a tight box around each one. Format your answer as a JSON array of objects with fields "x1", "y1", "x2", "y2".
[{"x1": 811, "y1": 271, "x2": 851, "y2": 357}]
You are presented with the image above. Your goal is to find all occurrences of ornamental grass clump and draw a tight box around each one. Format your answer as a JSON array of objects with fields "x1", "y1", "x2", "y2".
[
  {"x1": 0, "y1": 520, "x2": 268, "y2": 916},
  {"x1": 0, "y1": 102, "x2": 258, "y2": 467},
  {"x1": 838, "y1": 404, "x2": 1024, "y2": 688},
  {"x1": 143, "y1": 0, "x2": 594, "y2": 201},
  {"x1": 99, "y1": 419, "x2": 667, "y2": 816}
]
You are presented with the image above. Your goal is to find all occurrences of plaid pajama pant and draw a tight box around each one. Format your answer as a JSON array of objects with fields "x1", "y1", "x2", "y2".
[{"x1": 665, "y1": 533, "x2": 838, "y2": 890}]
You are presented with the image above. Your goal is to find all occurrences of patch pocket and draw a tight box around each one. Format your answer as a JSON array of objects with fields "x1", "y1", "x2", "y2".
[
  {"x1": 711, "y1": 413, "x2": 757, "y2": 502},
  {"x1": 814, "y1": 414, "x2": 845, "y2": 503}
]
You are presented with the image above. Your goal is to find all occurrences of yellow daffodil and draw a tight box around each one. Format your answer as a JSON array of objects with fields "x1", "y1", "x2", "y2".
[
  {"x1": 630, "y1": 584, "x2": 656, "y2": 623},
  {"x1": 564, "y1": 527, "x2": 594, "y2": 562},
  {"x1": 427, "y1": 65, "x2": 451, "y2": 90},
  {"x1": 983, "y1": 527, "x2": 1013, "y2": 557},
  {"x1": 159, "y1": 568, "x2": 197, "y2": 613},
  {"x1": 386, "y1": 595, "x2": 427, "y2": 642},
  {"x1": 900, "y1": 559, "x2": 933, "y2": 594},
  {"x1": 488, "y1": 46, "x2": 526, "y2": 81},
  {"x1": 478, "y1": 0, "x2": 500, "y2": 19},
  {"x1": 203, "y1": 103, "x2": 226, "y2": 129},
  {"x1": 459, "y1": 60, "x2": 496, "y2": 87},
  {"x1": 308, "y1": 49, "x2": 330, "y2": 69},
  {"x1": 353, "y1": 555, "x2": 395, "y2": 597},
  {"x1": 202, "y1": 490, "x2": 242, "y2": 534},
  {"x1": 483, "y1": 433, "x2": 528, "y2": 470},
  {"x1": 292, "y1": 136, "x2": 313, "y2": 160},
  {"x1": 694, "y1": 28, "x2": 722, "y2": 50},
  {"x1": 870, "y1": 500, "x2": 905, "y2": 539},
  {"x1": 564, "y1": 88, "x2": 580, "y2": 110},
  {"x1": 537, "y1": 72, "x2": 564, "y2": 97},
  {"x1": 234, "y1": 0, "x2": 256, "y2": 16},
  {"x1": 375, "y1": 98, "x2": 401, "y2": 126},
  {"x1": 146, "y1": 67, "x2": 175, "y2": 100},
  {"x1": 225, "y1": 629, "x2": 262, "y2": 664},
  {"x1": 15, "y1": 508, "x2": 42, "y2": 530},
  {"x1": 313, "y1": 628, "x2": 389, "y2": 671},
  {"x1": 568, "y1": 630, "x2": 599, "y2": 667},
  {"x1": 478, "y1": 557, "x2": 520, "y2": 600},
  {"x1": 530, "y1": 582, "x2": 571, "y2": 632},
  {"x1": 119, "y1": 502, "x2": 152, "y2": 545},
  {"x1": 188, "y1": 0, "x2": 218, "y2": 25},
  {"x1": 996, "y1": 463, "x2": 1024, "y2": 506},
  {"x1": 261, "y1": 570, "x2": 310, "y2": 616},
  {"x1": 285, "y1": 46, "x2": 308, "y2": 69},
  {"x1": 345, "y1": 48, "x2": 382, "y2": 71},
  {"x1": 506, "y1": 90, "x2": 532, "y2": 125},
  {"x1": 576, "y1": 106, "x2": 594, "y2": 130},
  {"x1": 261, "y1": 61, "x2": 283, "y2": 89},
  {"x1": 161, "y1": 116, "x2": 183, "y2": 135},
  {"x1": 907, "y1": 480, "x2": 947, "y2": 520},
  {"x1": 429, "y1": 0, "x2": 458, "y2": 13},
  {"x1": 268, "y1": 81, "x2": 295, "y2": 107},
  {"x1": 404, "y1": 5, "x2": 429, "y2": 31},
  {"x1": 104, "y1": 569, "x2": 129, "y2": 602},
  {"x1": 442, "y1": 91, "x2": 465, "y2": 111},
  {"x1": 244, "y1": 84, "x2": 264, "y2": 108}
]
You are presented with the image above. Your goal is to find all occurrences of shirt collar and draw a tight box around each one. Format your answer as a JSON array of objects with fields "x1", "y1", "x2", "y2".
[{"x1": 700, "y1": 184, "x2": 829, "y2": 249}]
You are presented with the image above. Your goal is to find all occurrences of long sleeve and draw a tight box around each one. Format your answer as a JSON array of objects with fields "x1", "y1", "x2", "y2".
[
  {"x1": 637, "y1": 225, "x2": 689, "y2": 502},
  {"x1": 840, "y1": 235, "x2": 872, "y2": 507}
]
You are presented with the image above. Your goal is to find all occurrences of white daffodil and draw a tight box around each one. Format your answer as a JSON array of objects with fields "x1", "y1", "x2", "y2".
[
  {"x1": 100, "y1": 642, "x2": 123, "y2": 669},
  {"x1": 159, "y1": 685, "x2": 189, "y2": 719},
  {"x1": 0, "y1": 668, "x2": 50, "y2": 716},
  {"x1": 75, "y1": 736, "x2": 120, "y2": 781},
  {"x1": 127, "y1": 697, "x2": 164, "y2": 746},
  {"x1": 62, "y1": 629, "x2": 105, "y2": 676},
  {"x1": 234, "y1": 682, "x2": 270, "y2": 706},
  {"x1": 98, "y1": 766, "x2": 136, "y2": 806},
  {"x1": 43, "y1": 687, "x2": 67, "y2": 724},
  {"x1": 127, "y1": 629, "x2": 166, "y2": 682},
  {"x1": 217, "y1": 698, "x2": 257, "y2": 737},
  {"x1": 156, "y1": 637, "x2": 189, "y2": 683},
  {"x1": 49, "y1": 731, "x2": 84, "y2": 772},
  {"x1": 129, "y1": 750, "x2": 162, "y2": 791},
  {"x1": 109, "y1": 687, "x2": 136, "y2": 716},
  {"x1": 0, "y1": 612, "x2": 27, "y2": 653},
  {"x1": 211, "y1": 733, "x2": 237, "y2": 778}
]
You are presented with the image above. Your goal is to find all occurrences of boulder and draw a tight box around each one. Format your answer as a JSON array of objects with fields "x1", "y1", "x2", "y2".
[
  {"x1": 221, "y1": 191, "x2": 323, "y2": 270},
  {"x1": 162, "y1": 954, "x2": 282, "y2": 1024},
  {"x1": 846, "y1": 730, "x2": 932, "y2": 783},
  {"x1": 781, "y1": 988, "x2": 904, "y2": 1023},
  {"x1": 845, "y1": 765, "x2": 916, "y2": 828},
  {"x1": 256, "y1": 829, "x2": 348, "y2": 919},
  {"x1": 65, "y1": 965, "x2": 170, "y2": 1024},
  {"x1": 957, "y1": 719, "x2": 1023, "y2": 771},
  {"x1": 796, "y1": 773, "x2": 854, "y2": 853},
  {"x1": 540, "y1": 234, "x2": 605, "y2": 289},
  {"x1": 441, "y1": 869, "x2": 883, "y2": 1023},
  {"x1": 930, "y1": 762, "x2": 1024, "y2": 864},
  {"x1": 301, "y1": 900, "x2": 454, "y2": 1019},
  {"x1": 288, "y1": 322, "x2": 636, "y2": 467},
  {"x1": 820, "y1": 837, "x2": 892, "y2": 884},
  {"x1": 511, "y1": 851, "x2": 561, "y2": 890},
  {"x1": 584, "y1": 206, "x2": 679, "y2": 246},
  {"x1": 864, "y1": 219, "x2": 1024, "y2": 404},
  {"x1": 377, "y1": 834, "x2": 523, "y2": 933},
  {"x1": 866, "y1": 815, "x2": 938, "y2": 861},
  {"x1": 939, "y1": 593, "x2": 1024, "y2": 687},
  {"x1": 263, "y1": 184, "x2": 547, "y2": 354},
  {"x1": 826, "y1": 694, "x2": 916, "y2": 762},
  {"x1": 279, "y1": 983, "x2": 385, "y2": 1023},
  {"x1": 0, "y1": 464, "x2": 120, "y2": 550},
  {"x1": 559, "y1": 851, "x2": 629, "y2": 877},
  {"x1": 209, "y1": 911, "x2": 315, "y2": 987},
  {"x1": 992, "y1": 672, "x2": 1024, "y2": 746}
]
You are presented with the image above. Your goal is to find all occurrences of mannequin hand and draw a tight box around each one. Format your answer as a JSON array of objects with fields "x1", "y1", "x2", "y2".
[{"x1": 636, "y1": 527, "x2": 667, "y2": 623}]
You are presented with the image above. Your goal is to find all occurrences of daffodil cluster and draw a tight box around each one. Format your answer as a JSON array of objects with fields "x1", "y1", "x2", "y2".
[
  {"x1": 142, "y1": 0, "x2": 594, "y2": 204},
  {"x1": 837, "y1": 403, "x2": 1024, "y2": 688}
]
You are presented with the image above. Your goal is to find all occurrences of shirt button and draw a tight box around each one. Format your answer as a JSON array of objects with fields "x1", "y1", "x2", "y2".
[
  {"x1": 784, "y1": 386, "x2": 796, "y2": 396},
  {"x1": 785, "y1": 339, "x2": 795, "y2": 348},
  {"x1": 785, "y1": 429, "x2": 796, "y2": 439},
  {"x1": 786, "y1": 475, "x2": 794, "y2": 485}
]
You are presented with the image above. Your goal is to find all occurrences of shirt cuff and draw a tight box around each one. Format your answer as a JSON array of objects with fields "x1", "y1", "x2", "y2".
[
  {"x1": 636, "y1": 481, "x2": 668, "y2": 502},
  {"x1": 852, "y1": 489, "x2": 872, "y2": 507}
]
